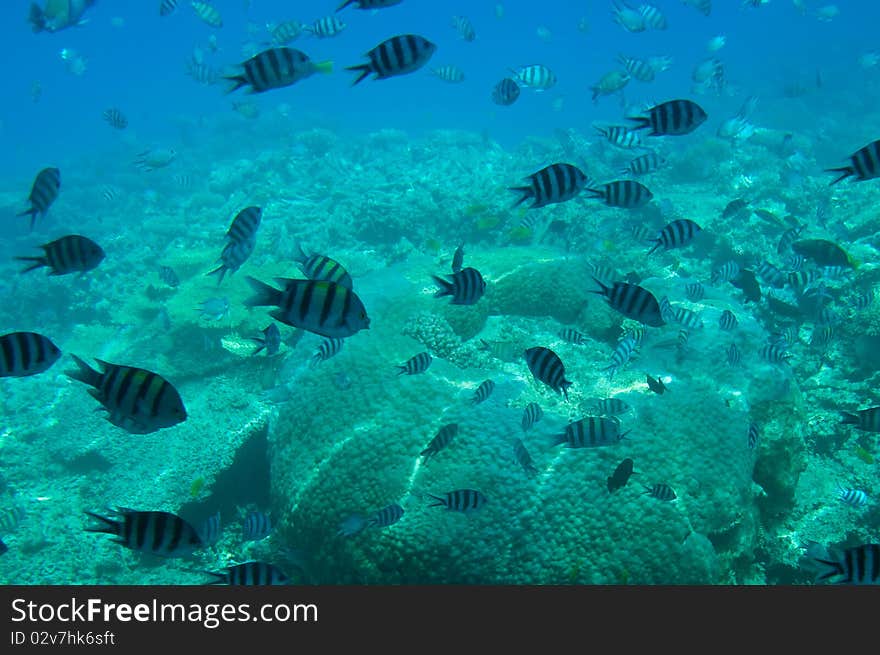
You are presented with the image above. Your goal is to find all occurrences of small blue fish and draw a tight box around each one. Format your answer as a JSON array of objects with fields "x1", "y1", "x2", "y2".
[
  {"x1": 197, "y1": 297, "x2": 229, "y2": 321},
  {"x1": 252, "y1": 323, "x2": 280, "y2": 356}
]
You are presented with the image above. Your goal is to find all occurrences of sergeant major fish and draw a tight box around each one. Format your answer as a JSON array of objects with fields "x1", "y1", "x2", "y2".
[
  {"x1": 427, "y1": 489, "x2": 487, "y2": 514},
  {"x1": 16, "y1": 235, "x2": 104, "y2": 276},
  {"x1": 18, "y1": 167, "x2": 60, "y2": 230},
  {"x1": 432, "y1": 267, "x2": 485, "y2": 305},
  {"x1": 191, "y1": 1, "x2": 222, "y2": 28},
  {"x1": 491, "y1": 78, "x2": 520, "y2": 105},
  {"x1": 294, "y1": 247, "x2": 353, "y2": 289},
  {"x1": 524, "y1": 346, "x2": 572, "y2": 398},
  {"x1": 337, "y1": 0, "x2": 402, "y2": 10},
  {"x1": 226, "y1": 48, "x2": 332, "y2": 94},
  {"x1": 420, "y1": 424, "x2": 458, "y2": 463},
  {"x1": 206, "y1": 561, "x2": 289, "y2": 585},
  {"x1": 84, "y1": 508, "x2": 202, "y2": 556},
  {"x1": 0, "y1": 332, "x2": 62, "y2": 378},
  {"x1": 509, "y1": 163, "x2": 588, "y2": 209},
  {"x1": 347, "y1": 35, "x2": 436, "y2": 85},
  {"x1": 628, "y1": 99, "x2": 708, "y2": 136},
  {"x1": 511, "y1": 65, "x2": 556, "y2": 91},
  {"x1": 398, "y1": 352, "x2": 432, "y2": 375}
]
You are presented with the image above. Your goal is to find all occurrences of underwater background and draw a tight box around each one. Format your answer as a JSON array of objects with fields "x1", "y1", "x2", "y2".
[{"x1": 0, "y1": 0, "x2": 878, "y2": 585}]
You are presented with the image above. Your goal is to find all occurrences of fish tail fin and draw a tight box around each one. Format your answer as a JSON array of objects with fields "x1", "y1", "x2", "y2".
[
  {"x1": 508, "y1": 186, "x2": 533, "y2": 208},
  {"x1": 840, "y1": 412, "x2": 859, "y2": 426},
  {"x1": 66, "y1": 354, "x2": 101, "y2": 388},
  {"x1": 589, "y1": 276, "x2": 610, "y2": 297},
  {"x1": 251, "y1": 339, "x2": 266, "y2": 356},
  {"x1": 336, "y1": 0, "x2": 357, "y2": 11},
  {"x1": 825, "y1": 166, "x2": 853, "y2": 185},
  {"x1": 626, "y1": 115, "x2": 652, "y2": 131},
  {"x1": 561, "y1": 380, "x2": 572, "y2": 400},
  {"x1": 224, "y1": 74, "x2": 249, "y2": 94},
  {"x1": 812, "y1": 556, "x2": 843, "y2": 583},
  {"x1": 646, "y1": 240, "x2": 662, "y2": 255},
  {"x1": 293, "y1": 242, "x2": 307, "y2": 265},
  {"x1": 206, "y1": 263, "x2": 227, "y2": 285},
  {"x1": 243, "y1": 276, "x2": 281, "y2": 308},
  {"x1": 431, "y1": 275, "x2": 454, "y2": 298},
  {"x1": 83, "y1": 511, "x2": 121, "y2": 537},
  {"x1": 14, "y1": 256, "x2": 46, "y2": 274},
  {"x1": 426, "y1": 493, "x2": 446, "y2": 508},
  {"x1": 202, "y1": 570, "x2": 228, "y2": 585},
  {"x1": 314, "y1": 60, "x2": 333, "y2": 75},
  {"x1": 16, "y1": 207, "x2": 38, "y2": 230},
  {"x1": 345, "y1": 64, "x2": 372, "y2": 86}
]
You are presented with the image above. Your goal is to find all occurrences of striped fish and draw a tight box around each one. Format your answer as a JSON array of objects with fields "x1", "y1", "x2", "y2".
[
  {"x1": 207, "y1": 561, "x2": 289, "y2": 585},
  {"x1": 711, "y1": 261, "x2": 740, "y2": 285},
  {"x1": 554, "y1": 416, "x2": 627, "y2": 448},
  {"x1": 596, "y1": 125, "x2": 642, "y2": 149},
  {"x1": 604, "y1": 336, "x2": 637, "y2": 379},
  {"x1": 337, "y1": 0, "x2": 403, "y2": 10},
  {"x1": 420, "y1": 423, "x2": 458, "y2": 462},
  {"x1": 226, "y1": 48, "x2": 332, "y2": 94},
  {"x1": 759, "y1": 343, "x2": 791, "y2": 364},
  {"x1": 243, "y1": 511, "x2": 272, "y2": 541},
  {"x1": 617, "y1": 54, "x2": 655, "y2": 82},
  {"x1": 0, "y1": 507, "x2": 26, "y2": 534},
  {"x1": 837, "y1": 485, "x2": 868, "y2": 507},
  {"x1": 685, "y1": 282, "x2": 705, "y2": 301},
  {"x1": 225, "y1": 206, "x2": 262, "y2": 243},
  {"x1": 18, "y1": 167, "x2": 60, "y2": 230},
  {"x1": 451, "y1": 15, "x2": 476, "y2": 41},
  {"x1": 210, "y1": 238, "x2": 256, "y2": 284},
  {"x1": 191, "y1": 1, "x2": 222, "y2": 27},
  {"x1": 243, "y1": 277, "x2": 369, "y2": 338},
  {"x1": 102, "y1": 107, "x2": 127, "y2": 129},
  {"x1": 648, "y1": 219, "x2": 702, "y2": 254},
  {"x1": 367, "y1": 503, "x2": 404, "y2": 528},
  {"x1": 748, "y1": 422, "x2": 759, "y2": 449},
  {"x1": 267, "y1": 21, "x2": 303, "y2": 44},
  {"x1": 199, "y1": 511, "x2": 221, "y2": 546},
  {"x1": 66, "y1": 356, "x2": 187, "y2": 434},
  {"x1": 452, "y1": 244, "x2": 465, "y2": 273},
  {"x1": 521, "y1": 402, "x2": 543, "y2": 431},
  {"x1": 432, "y1": 267, "x2": 486, "y2": 305},
  {"x1": 639, "y1": 4, "x2": 668, "y2": 29},
  {"x1": 810, "y1": 325, "x2": 834, "y2": 348},
  {"x1": 812, "y1": 543, "x2": 880, "y2": 584},
  {"x1": 593, "y1": 397, "x2": 631, "y2": 416},
  {"x1": 159, "y1": 0, "x2": 179, "y2": 16},
  {"x1": 491, "y1": 77, "x2": 520, "y2": 105},
  {"x1": 623, "y1": 152, "x2": 665, "y2": 176},
  {"x1": 590, "y1": 263, "x2": 619, "y2": 287},
  {"x1": 306, "y1": 16, "x2": 346, "y2": 38},
  {"x1": 524, "y1": 346, "x2": 572, "y2": 398},
  {"x1": 16, "y1": 235, "x2": 105, "y2": 276},
  {"x1": 558, "y1": 327, "x2": 586, "y2": 345},
  {"x1": 851, "y1": 289, "x2": 874, "y2": 311},
  {"x1": 347, "y1": 34, "x2": 436, "y2": 85},
  {"x1": 158, "y1": 265, "x2": 180, "y2": 288},
  {"x1": 398, "y1": 352, "x2": 432, "y2": 375},
  {"x1": 827, "y1": 140, "x2": 880, "y2": 185},
  {"x1": 787, "y1": 269, "x2": 822, "y2": 290},
  {"x1": 622, "y1": 325, "x2": 647, "y2": 346},
  {"x1": 85, "y1": 508, "x2": 203, "y2": 556},
  {"x1": 786, "y1": 253, "x2": 806, "y2": 271},
  {"x1": 431, "y1": 65, "x2": 465, "y2": 83},
  {"x1": 756, "y1": 261, "x2": 786, "y2": 288},
  {"x1": 840, "y1": 407, "x2": 880, "y2": 432},
  {"x1": 628, "y1": 99, "x2": 708, "y2": 136},
  {"x1": 509, "y1": 163, "x2": 588, "y2": 209},
  {"x1": 472, "y1": 379, "x2": 495, "y2": 404},
  {"x1": 585, "y1": 180, "x2": 653, "y2": 208},
  {"x1": 513, "y1": 437, "x2": 538, "y2": 475},
  {"x1": 719, "y1": 309, "x2": 738, "y2": 330},
  {"x1": 590, "y1": 279, "x2": 666, "y2": 327},
  {"x1": 778, "y1": 225, "x2": 805, "y2": 254},
  {"x1": 310, "y1": 337, "x2": 344, "y2": 368},
  {"x1": 0, "y1": 332, "x2": 62, "y2": 378},
  {"x1": 677, "y1": 329, "x2": 689, "y2": 351},
  {"x1": 294, "y1": 247, "x2": 353, "y2": 289},
  {"x1": 427, "y1": 489, "x2": 487, "y2": 514},
  {"x1": 251, "y1": 323, "x2": 280, "y2": 356},
  {"x1": 644, "y1": 483, "x2": 676, "y2": 501},
  {"x1": 511, "y1": 64, "x2": 556, "y2": 90}
]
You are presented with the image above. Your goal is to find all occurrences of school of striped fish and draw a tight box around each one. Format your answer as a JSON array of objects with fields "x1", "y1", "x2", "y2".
[{"x1": 0, "y1": 1, "x2": 876, "y2": 585}]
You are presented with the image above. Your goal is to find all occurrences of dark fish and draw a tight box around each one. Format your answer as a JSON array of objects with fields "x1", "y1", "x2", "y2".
[
  {"x1": 719, "y1": 309, "x2": 737, "y2": 331},
  {"x1": 722, "y1": 198, "x2": 748, "y2": 219},
  {"x1": 242, "y1": 511, "x2": 272, "y2": 541},
  {"x1": 646, "y1": 374, "x2": 666, "y2": 394},
  {"x1": 159, "y1": 265, "x2": 180, "y2": 288},
  {"x1": 759, "y1": 343, "x2": 792, "y2": 364},
  {"x1": 199, "y1": 511, "x2": 221, "y2": 546},
  {"x1": 585, "y1": 180, "x2": 653, "y2": 208},
  {"x1": 472, "y1": 379, "x2": 495, "y2": 404},
  {"x1": 226, "y1": 48, "x2": 332, "y2": 94},
  {"x1": 294, "y1": 247, "x2": 353, "y2": 289},
  {"x1": 243, "y1": 277, "x2": 370, "y2": 338},
  {"x1": 206, "y1": 561, "x2": 289, "y2": 585},
  {"x1": 524, "y1": 346, "x2": 572, "y2": 398},
  {"x1": 16, "y1": 235, "x2": 105, "y2": 276},
  {"x1": 102, "y1": 107, "x2": 128, "y2": 129},
  {"x1": 812, "y1": 544, "x2": 880, "y2": 584},
  {"x1": 748, "y1": 422, "x2": 759, "y2": 449},
  {"x1": 590, "y1": 278, "x2": 666, "y2": 327},
  {"x1": 347, "y1": 34, "x2": 436, "y2": 85},
  {"x1": 730, "y1": 268, "x2": 761, "y2": 303},
  {"x1": 0, "y1": 332, "x2": 62, "y2": 378},
  {"x1": 554, "y1": 416, "x2": 627, "y2": 448},
  {"x1": 509, "y1": 163, "x2": 589, "y2": 209},
  {"x1": 452, "y1": 244, "x2": 464, "y2": 273},
  {"x1": 0, "y1": 538, "x2": 6, "y2": 556},
  {"x1": 841, "y1": 407, "x2": 880, "y2": 432},
  {"x1": 252, "y1": 323, "x2": 281, "y2": 356},
  {"x1": 827, "y1": 140, "x2": 880, "y2": 185},
  {"x1": 558, "y1": 327, "x2": 586, "y2": 345},
  {"x1": 337, "y1": 0, "x2": 402, "y2": 10},
  {"x1": 310, "y1": 337, "x2": 344, "y2": 368},
  {"x1": 427, "y1": 489, "x2": 487, "y2": 513},
  {"x1": 791, "y1": 239, "x2": 853, "y2": 268},
  {"x1": 628, "y1": 99, "x2": 708, "y2": 136},
  {"x1": 420, "y1": 423, "x2": 458, "y2": 462},
  {"x1": 18, "y1": 167, "x2": 60, "y2": 230},
  {"x1": 306, "y1": 15, "x2": 346, "y2": 37},
  {"x1": 648, "y1": 219, "x2": 701, "y2": 254},
  {"x1": 607, "y1": 458, "x2": 634, "y2": 493},
  {"x1": 513, "y1": 437, "x2": 538, "y2": 475},
  {"x1": 521, "y1": 402, "x2": 543, "y2": 431},
  {"x1": 224, "y1": 206, "x2": 262, "y2": 243},
  {"x1": 398, "y1": 352, "x2": 432, "y2": 375},
  {"x1": 644, "y1": 483, "x2": 676, "y2": 501},
  {"x1": 159, "y1": 0, "x2": 179, "y2": 16},
  {"x1": 84, "y1": 508, "x2": 203, "y2": 556},
  {"x1": 432, "y1": 267, "x2": 486, "y2": 305},
  {"x1": 367, "y1": 503, "x2": 404, "y2": 528},
  {"x1": 491, "y1": 78, "x2": 520, "y2": 106},
  {"x1": 66, "y1": 355, "x2": 187, "y2": 434}
]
